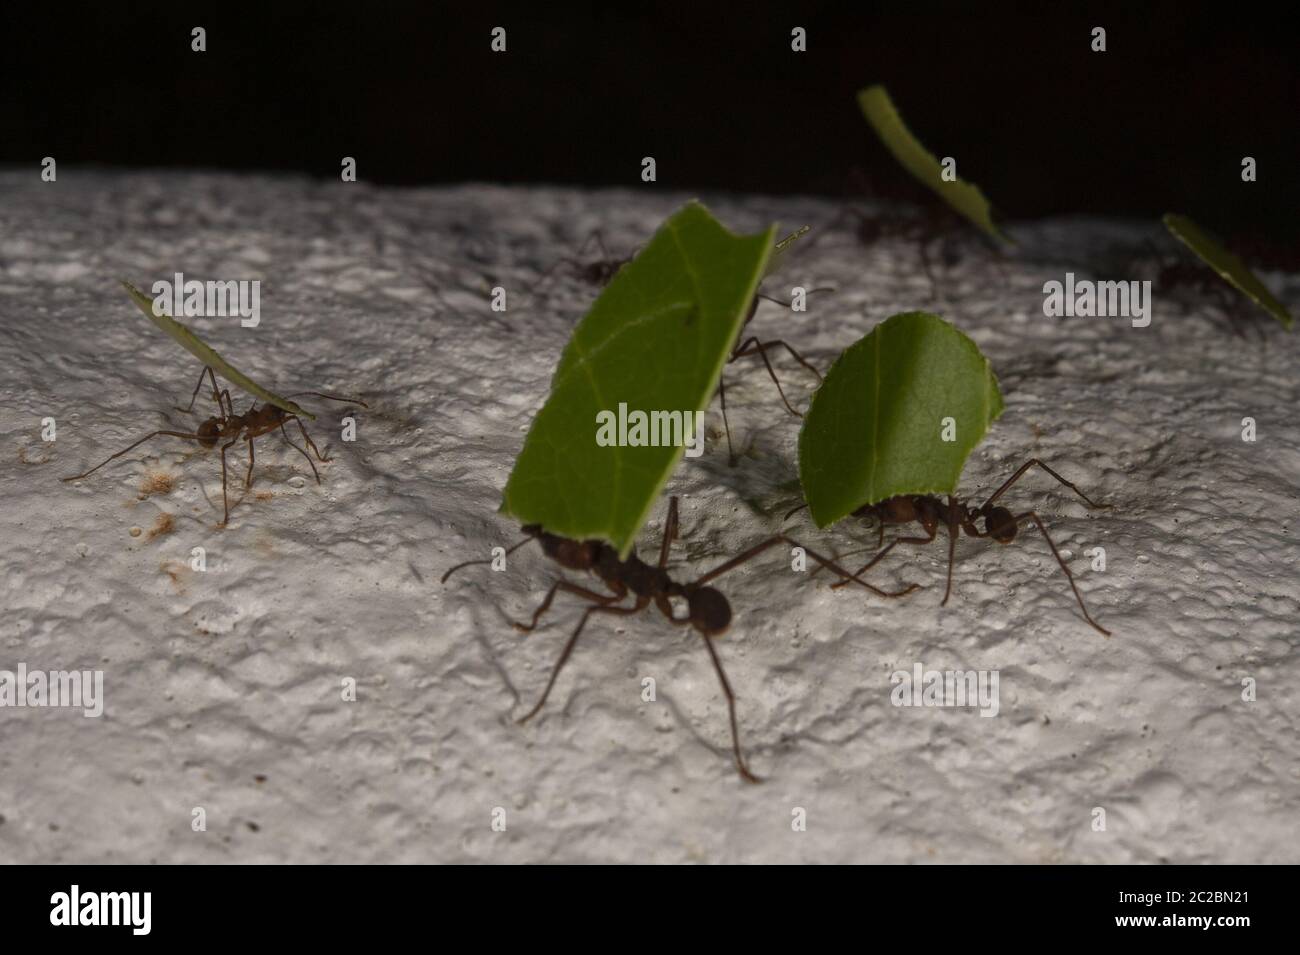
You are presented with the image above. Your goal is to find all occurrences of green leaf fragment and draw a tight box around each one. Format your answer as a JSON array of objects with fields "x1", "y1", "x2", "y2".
[
  {"x1": 1162, "y1": 214, "x2": 1293, "y2": 330},
  {"x1": 120, "y1": 281, "x2": 314, "y2": 419},
  {"x1": 798, "y1": 312, "x2": 1004, "y2": 529},
  {"x1": 501, "y1": 201, "x2": 776, "y2": 558},
  {"x1": 857, "y1": 85, "x2": 1012, "y2": 245}
]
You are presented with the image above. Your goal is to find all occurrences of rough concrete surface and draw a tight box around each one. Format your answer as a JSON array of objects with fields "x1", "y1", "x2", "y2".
[{"x1": 1, "y1": 171, "x2": 1297, "y2": 863}]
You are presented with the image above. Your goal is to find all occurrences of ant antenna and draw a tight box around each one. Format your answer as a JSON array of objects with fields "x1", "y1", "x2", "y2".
[
  {"x1": 285, "y1": 391, "x2": 370, "y2": 409},
  {"x1": 441, "y1": 532, "x2": 537, "y2": 584}
]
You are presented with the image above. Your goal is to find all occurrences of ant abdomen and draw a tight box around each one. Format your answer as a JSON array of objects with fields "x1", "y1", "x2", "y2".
[
  {"x1": 688, "y1": 586, "x2": 731, "y2": 636},
  {"x1": 197, "y1": 418, "x2": 222, "y2": 447},
  {"x1": 983, "y1": 506, "x2": 1018, "y2": 543}
]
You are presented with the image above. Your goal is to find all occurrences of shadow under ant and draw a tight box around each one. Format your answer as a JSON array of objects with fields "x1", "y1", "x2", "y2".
[
  {"x1": 62, "y1": 365, "x2": 367, "y2": 527},
  {"x1": 441, "y1": 496, "x2": 921, "y2": 782},
  {"x1": 789, "y1": 458, "x2": 1112, "y2": 635}
]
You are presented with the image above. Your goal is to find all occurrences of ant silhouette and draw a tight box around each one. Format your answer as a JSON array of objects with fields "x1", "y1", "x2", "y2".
[
  {"x1": 717, "y1": 284, "x2": 834, "y2": 465},
  {"x1": 793, "y1": 459, "x2": 1111, "y2": 635},
  {"x1": 801, "y1": 169, "x2": 1009, "y2": 296},
  {"x1": 442, "y1": 496, "x2": 920, "y2": 782},
  {"x1": 62, "y1": 365, "x2": 367, "y2": 526},
  {"x1": 530, "y1": 230, "x2": 633, "y2": 294},
  {"x1": 1138, "y1": 241, "x2": 1267, "y2": 340}
]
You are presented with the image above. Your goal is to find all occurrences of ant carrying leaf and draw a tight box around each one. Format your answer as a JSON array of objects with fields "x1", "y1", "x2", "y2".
[
  {"x1": 443, "y1": 496, "x2": 919, "y2": 782},
  {"x1": 63, "y1": 282, "x2": 364, "y2": 526},
  {"x1": 795, "y1": 313, "x2": 1109, "y2": 633},
  {"x1": 62, "y1": 365, "x2": 366, "y2": 526},
  {"x1": 812, "y1": 459, "x2": 1112, "y2": 636}
]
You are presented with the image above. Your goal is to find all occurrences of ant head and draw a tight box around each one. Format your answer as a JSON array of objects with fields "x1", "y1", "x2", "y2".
[
  {"x1": 197, "y1": 418, "x2": 222, "y2": 448},
  {"x1": 983, "y1": 506, "x2": 1018, "y2": 544},
  {"x1": 687, "y1": 586, "x2": 731, "y2": 636}
]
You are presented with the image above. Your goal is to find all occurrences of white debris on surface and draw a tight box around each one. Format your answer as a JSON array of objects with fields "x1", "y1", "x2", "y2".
[{"x1": 0, "y1": 171, "x2": 1296, "y2": 863}]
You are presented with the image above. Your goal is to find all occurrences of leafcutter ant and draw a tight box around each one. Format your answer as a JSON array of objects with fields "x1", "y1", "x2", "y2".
[
  {"x1": 802, "y1": 459, "x2": 1111, "y2": 635},
  {"x1": 62, "y1": 366, "x2": 367, "y2": 526},
  {"x1": 802, "y1": 169, "x2": 1008, "y2": 296},
  {"x1": 442, "y1": 496, "x2": 920, "y2": 782},
  {"x1": 530, "y1": 230, "x2": 633, "y2": 294}
]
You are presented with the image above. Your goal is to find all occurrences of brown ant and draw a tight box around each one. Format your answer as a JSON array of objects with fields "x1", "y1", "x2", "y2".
[
  {"x1": 62, "y1": 366, "x2": 367, "y2": 526},
  {"x1": 795, "y1": 459, "x2": 1111, "y2": 635},
  {"x1": 441, "y1": 496, "x2": 920, "y2": 782},
  {"x1": 802, "y1": 169, "x2": 1009, "y2": 295},
  {"x1": 530, "y1": 230, "x2": 633, "y2": 293}
]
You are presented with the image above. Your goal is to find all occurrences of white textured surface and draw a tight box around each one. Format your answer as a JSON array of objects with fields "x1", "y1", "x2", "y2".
[{"x1": 1, "y1": 172, "x2": 1297, "y2": 863}]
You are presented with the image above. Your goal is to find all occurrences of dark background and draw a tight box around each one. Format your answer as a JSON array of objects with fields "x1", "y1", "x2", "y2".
[{"x1": 3, "y1": 1, "x2": 1297, "y2": 240}]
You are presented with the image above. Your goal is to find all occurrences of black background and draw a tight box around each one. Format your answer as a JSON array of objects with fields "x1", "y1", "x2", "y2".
[{"x1": 3, "y1": 1, "x2": 1297, "y2": 240}]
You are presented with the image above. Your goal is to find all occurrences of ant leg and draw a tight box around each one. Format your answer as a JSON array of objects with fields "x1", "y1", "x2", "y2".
[
  {"x1": 657, "y1": 496, "x2": 680, "y2": 569},
  {"x1": 441, "y1": 533, "x2": 537, "y2": 583},
  {"x1": 732, "y1": 337, "x2": 822, "y2": 382},
  {"x1": 287, "y1": 417, "x2": 330, "y2": 465},
  {"x1": 692, "y1": 535, "x2": 920, "y2": 599},
  {"x1": 700, "y1": 632, "x2": 760, "y2": 783},
  {"x1": 727, "y1": 339, "x2": 804, "y2": 418},
  {"x1": 829, "y1": 530, "x2": 938, "y2": 589},
  {"x1": 941, "y1": 516, "x2": 959, "y2": 606},
  {"x1": 218, "y1": 436, "x2": 240, "y2": 525},
  {"x1": 177, "y1": 366, "x2": 221, "y2": 414},
  {"x1": 783, "y1": 502, "x2": 809, "y2": 522},
  {"x1": 284, "y1": 391, "x2": 369, "y2": 409},
  {"x1": 61, "y1": 430, "x2": 205, "y2": 482},
  {"x1": 278, "y1": 421, "x2": 321, "y2": 483},
  {"x1": 512, "y1": 579, "x2": 623, "y2": 633},
  {"x1": 580, "y1": 229, "x2": 611, "y2": 264},
  {"x1": 244, "y1": 436, "x2": 256, "y2": 489},
  {"x1": 517, "y1": 600, "x2": 646, "y2": 724},
  {"x1": 718, "y1": 375, "x2": 739, "y2": 466},
  {"x1": 1012, "y1": 511, "x2": 1111, "y2": 636},
  {"x1": 984, "y1": 458, "x2": 1110, "y2": 510}
]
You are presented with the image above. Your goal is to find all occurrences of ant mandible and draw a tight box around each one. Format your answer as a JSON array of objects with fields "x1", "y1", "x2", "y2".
[
  {"x1": 62, "y1": 365, "x2": 367, "y2": 526},
  {"x1": 442, "y1": 496, "x2": 920, "y2": 782}
]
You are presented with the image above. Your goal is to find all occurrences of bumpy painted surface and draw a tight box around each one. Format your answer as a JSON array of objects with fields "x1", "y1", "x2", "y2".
[{"x1": 1, "y1": 172, "x2": 1297, "y2": 863}]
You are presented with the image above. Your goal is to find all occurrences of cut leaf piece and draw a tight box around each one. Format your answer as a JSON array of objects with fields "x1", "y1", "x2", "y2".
[
  {"x1": 501, "y1": 201, "x2": 776, "y2": 557},
  {"x1": 121, "y1": 281, "x2": 314, "y2": 419},
  {"x1": 857, "y1": 85, "x2": 1011, "y2": 245},
  {"x1": 1162, "y1": 214, "x2": 1293, "y2": 330},
  {"x1": 799, "y1": 312, "x2": 1003, "y2": 529}
]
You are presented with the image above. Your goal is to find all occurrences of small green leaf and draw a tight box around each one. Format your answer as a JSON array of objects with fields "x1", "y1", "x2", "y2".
[
  {"x1": 121, "y1": 281, "x2": 314, "y2": 419},
  {"x1": 857, "y1": 85, "x2": 1011, "y2": 245},
  {"x1": 501, "y1": 202, "x2": 776, "y2": 557},
  {"x1": 1162, "y1": 214, "x2": 1293, "y2": 330},
  {"x1": 798, "y1": 312, "x2": 1003, "y2": 529}
]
